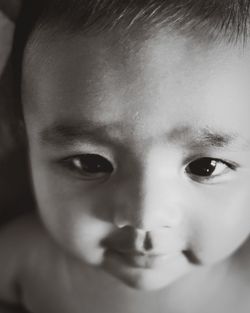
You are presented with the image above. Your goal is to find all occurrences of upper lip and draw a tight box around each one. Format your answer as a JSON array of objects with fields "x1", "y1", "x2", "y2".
[
  {"x1": 102, "y1": 238, "x2": 177, "y2": 257},
  {"x1": 101, "y1": 228, "x2": 182, "y2": 257},
  {"x1": 109, "y1": 248, "x2": 170, "y2": 257}
]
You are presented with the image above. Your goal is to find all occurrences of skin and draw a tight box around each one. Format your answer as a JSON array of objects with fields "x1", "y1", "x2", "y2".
[{"x1": 21, "y1": 27, "x2": 250, "y2": 296}]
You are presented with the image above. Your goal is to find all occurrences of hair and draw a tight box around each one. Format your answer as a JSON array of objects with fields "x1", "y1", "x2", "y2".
[
  {"x1": 10, "y1": 0, "x2": 250, "y2": 118},
  {"x1": 16, "y1": 0, "x2": 250, "y2": 41}
]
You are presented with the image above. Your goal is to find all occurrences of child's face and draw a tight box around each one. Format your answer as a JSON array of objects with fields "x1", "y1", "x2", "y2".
[{"x1": 23, "y1": 29, "x2": 250, "y2": 290}]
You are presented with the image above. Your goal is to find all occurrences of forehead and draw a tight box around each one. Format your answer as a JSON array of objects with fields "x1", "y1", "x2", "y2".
[{"x1": 22, "y1": 29, "x2": 250, "y2": 142}]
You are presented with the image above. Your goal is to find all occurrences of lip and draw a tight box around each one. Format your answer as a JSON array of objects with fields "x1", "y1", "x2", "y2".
[{"x1": 107, "y1": 249, "x2": 175, "y2": 269}]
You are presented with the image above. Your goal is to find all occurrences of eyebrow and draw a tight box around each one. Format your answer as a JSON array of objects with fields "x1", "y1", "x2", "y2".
[
  {"x1": 40, "y1": 120, "x2": 121, "y2": 147},
  {"x1": 167, "y1": 126, "x2": 241, "y2": 149},
  {"x1": 39, "y1": 121, "x2": 249, "y2": 150}
]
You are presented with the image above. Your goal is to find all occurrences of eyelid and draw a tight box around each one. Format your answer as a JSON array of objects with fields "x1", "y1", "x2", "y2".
[
  {"x1": 61, "y1": 151, "x2": 115, "y2": 165},
  {"x1": 184, "y1": 157, "x2": 239, "y2": 184},
  {"x1": 183, "y1": 153, "x2": 239, "y2": 169},
  {"x1": 52, "y1": 144, "x2": 116, "y2": 165},
  {"x1": 59, "y1": 154, "x2": 114, "y2": 181}
]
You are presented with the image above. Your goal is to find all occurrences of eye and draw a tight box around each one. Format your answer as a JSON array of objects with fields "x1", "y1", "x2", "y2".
[
  {"x1": 185, "y1": 157, "x2": 236, "y2": 182},
  {"x1": 62, "y1": 154, "x2": 114, "y2": 180}
]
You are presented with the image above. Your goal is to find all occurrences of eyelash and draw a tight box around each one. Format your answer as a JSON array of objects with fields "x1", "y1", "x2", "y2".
[
  {"x1": 184, "y1": 157, "x2": 238, "y2": 183},
  {"x1": 59, "y1": 154, "x2": 238, "y2": 183},
  {"x1": 60, "y1": 154, "x2": 114, "y2": 180}
]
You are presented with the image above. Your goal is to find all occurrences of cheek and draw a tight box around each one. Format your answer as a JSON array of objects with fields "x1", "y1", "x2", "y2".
[
  {"x1": 188, "y1": 185, "x2": 250, "y2": 264},
  {"x1": 31, "y1": 165, "x2": 114, "y2": 263}
]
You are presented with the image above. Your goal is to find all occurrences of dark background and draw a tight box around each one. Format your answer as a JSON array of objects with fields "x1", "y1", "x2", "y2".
[{"x1": 0, "y1": 2, "x2": 35, "y2": 226}]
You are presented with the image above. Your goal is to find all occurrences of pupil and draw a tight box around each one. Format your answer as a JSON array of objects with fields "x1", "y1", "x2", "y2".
[
  {"x1": 188, "y1": 158, "x2": 216, "y2": 177},
  {"x1": 79, "y1": 154, "x2": 113, "y2": 173}
]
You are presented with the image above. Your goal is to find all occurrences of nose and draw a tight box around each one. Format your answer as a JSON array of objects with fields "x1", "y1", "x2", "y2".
[
  {"x1": 114, "y1": 195, "x2": 182, "y2": 231},
  {"x1": 113, "y1": 170, "x2": 182, "y2": 231}
]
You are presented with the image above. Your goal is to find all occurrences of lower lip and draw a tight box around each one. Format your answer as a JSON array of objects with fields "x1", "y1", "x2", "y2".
[{"x1": 107, "y1": 250, "x2": 173, "y2": 269}]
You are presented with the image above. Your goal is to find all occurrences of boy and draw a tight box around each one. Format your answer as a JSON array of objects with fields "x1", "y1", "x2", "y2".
[{"x1": 1, "y1": 0, "x2": 250, "y2": 312}]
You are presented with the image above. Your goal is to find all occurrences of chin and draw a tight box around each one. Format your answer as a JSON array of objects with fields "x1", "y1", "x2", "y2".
[
  {"x1": 102, "y1": 249, "x2": 192, "y2": 291},
  {"x1": 103, "y1": 261, "x2": 191, "y2": 291},
  {"x1": 116, "y1": 271, "x2": 178, "y2": 291}
]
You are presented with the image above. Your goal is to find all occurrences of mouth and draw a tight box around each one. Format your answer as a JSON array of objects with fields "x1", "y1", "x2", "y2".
[{"x1": 106, "y1": 249, "x2": 178, "y2": 269}]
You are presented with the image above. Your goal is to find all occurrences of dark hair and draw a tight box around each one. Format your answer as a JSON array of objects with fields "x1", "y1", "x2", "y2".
[
  {"x1": 16, "y1": 0, "x2": 250, "y2": 40},
  {"x1": 11, "y1": 0, "x2": 250, "y2": 118}
]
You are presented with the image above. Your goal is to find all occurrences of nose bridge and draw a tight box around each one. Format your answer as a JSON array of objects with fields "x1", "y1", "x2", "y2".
[{"x1": 113, "y1": 152, "x2": 182, "y2": 230}]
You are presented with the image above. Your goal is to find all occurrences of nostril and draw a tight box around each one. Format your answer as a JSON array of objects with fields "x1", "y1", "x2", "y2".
[{"x1": 143, "y1": 231, "x2": 153, "y2": 251}]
